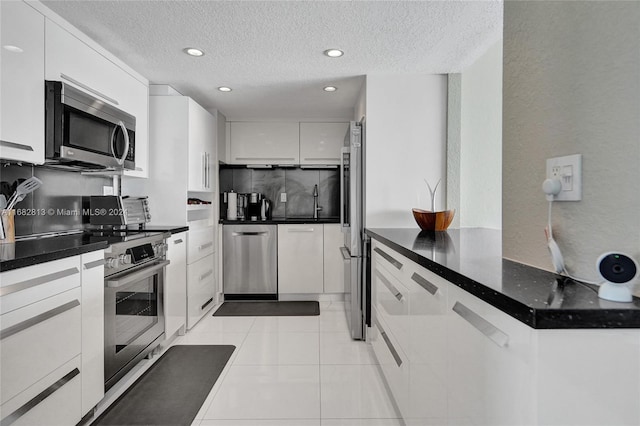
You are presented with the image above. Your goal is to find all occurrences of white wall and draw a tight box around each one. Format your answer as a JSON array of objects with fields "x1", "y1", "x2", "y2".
[
  {"x1": 365, "y1": 74, "x2": 448, "y2": 228},
  {"x1": 502, "y1": 1, "x2": 640, "y2": 280},
  {"x1": 460, "y1": 40, "x2": 503, "y2": 229}
]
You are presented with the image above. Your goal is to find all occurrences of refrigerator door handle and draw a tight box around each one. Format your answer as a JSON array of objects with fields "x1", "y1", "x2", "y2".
[
  {"x1": 340, "y1": 147, "x2": 349, "y2": 231},
  {"x1": 340, "y1": 246, "x2": 351, "y2": 260}
]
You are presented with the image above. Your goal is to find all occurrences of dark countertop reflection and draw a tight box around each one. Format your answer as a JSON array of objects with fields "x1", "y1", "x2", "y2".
[
  {"x1": 220, "y1": 217, "x2": 340, "y2": 225},
  {"x1": 366, "y1": 228, "x2": 640, "y2": 329}
]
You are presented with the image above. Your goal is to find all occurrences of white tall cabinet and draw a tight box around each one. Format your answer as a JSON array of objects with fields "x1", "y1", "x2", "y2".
[
  {"x1": 0, "y1": 0, "x2": 45, "y2": 164},
  {"x1": 123, "y1": 94, "x2": 217, "y2": 331}
]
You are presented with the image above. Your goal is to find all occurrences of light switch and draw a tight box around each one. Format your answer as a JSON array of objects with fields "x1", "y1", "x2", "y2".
[{"x1": 280, "y1": 193, "x2": 287, "y2": 203}]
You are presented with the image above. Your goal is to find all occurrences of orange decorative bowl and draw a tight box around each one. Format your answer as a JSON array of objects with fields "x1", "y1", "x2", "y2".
[{"x1": 412, "y1": 208, "x2": 455, "y2": 231}]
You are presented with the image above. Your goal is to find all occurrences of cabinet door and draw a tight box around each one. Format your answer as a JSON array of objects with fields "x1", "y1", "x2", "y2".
[
  {"x1": 447, "y1": 284, "x2": 534, "y2": 426},
  {"x1": 299, "y1": 122, "x2": 348, "y2": 165},
  {"x1": 405, "y1": 263, "x2": 448, "y2": 424},
  {"x1": 165, "y1": 232, "x2": 187, "y2": 338},
  {"x1": 323, "y1": 224, "x2": 344, "y2": 293},
  {"x1": 123, "y1": 81, "x2": 150, "y2": 178},
  {"x1": 278, "y1": 224, "x2": 323, "y2": 293},
  {"x1": 186, "y1": 253, "x2": 215, "y2": 329},
  {"x1": 188, "y1": 100, "x2": 216, "y2": 191},
  {"x1": 80, "y1": 251, "x2": 104, "y2": 416},
  {"x1": 0, "y1": 1, "x2": 45, "y2": 164},
  {"x1": 230, "y1": 122, "x2": 299, "y2": 165}
]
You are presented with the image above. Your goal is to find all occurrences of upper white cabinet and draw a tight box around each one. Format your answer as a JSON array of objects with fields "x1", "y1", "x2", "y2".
[
  {"x1": 187, "y1": 100, "x2": 216, "y2": 192},
  {"x1": 229, "y1": 122, "x2": 299, "y2": 165},
  {"x1": 299, "y1": 122, "x2": 348, "y2": 165},
  {"x1": 45, "y1": 20, "x2": 149, "y2": 176},
  {"x1": 278, "y1": 224, "x2": 323, "y2": 294},
  {"x1": 0, "y1": 1, "x2": 45, "y2": 164}
]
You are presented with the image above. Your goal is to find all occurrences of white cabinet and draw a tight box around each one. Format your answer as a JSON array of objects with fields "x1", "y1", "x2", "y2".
[
  {"x1": 0, "y1": 0, "x2": 45, "y2": 164},
  {"x1": 165, "y1": 232, "x2": 187, "y2": 338},
  {"x1": 299, "y1": 122, "x2": 348, "y2": 165},
  {"x1": 323, "y1": 224, "x2": 344, "y2": 293},
  {"x1": 186, "y1": 253, "x2": 215, "y2": 329},
  {"x1": 229, "y1": 122, "x2": 299, "y2": 165},
  {"x1": 187, "y1": 100, "x2": 215, "y2": 191},
  {"x1": 278, "y1": 224, "x2": 323, "y2": 293},
  {"x1": 45, "y1": 19, "x2": 149, "y2": 177},
  {"x1": 0, "y1": 256, "x2": 86, "y2": 425},
  {"x1": 80, "y1": 250, "x2": 105, "y2": 416}
]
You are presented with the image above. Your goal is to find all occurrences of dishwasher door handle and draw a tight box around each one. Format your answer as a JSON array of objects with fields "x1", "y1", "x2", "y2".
[{"x1": 232, "y1": 231, "x2": 268, "y2": 236}]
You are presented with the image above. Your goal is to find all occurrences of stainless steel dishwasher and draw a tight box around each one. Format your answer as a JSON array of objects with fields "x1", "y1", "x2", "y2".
[{"x1": 223, "y1": 224, "x2": 277, "y2": 299}]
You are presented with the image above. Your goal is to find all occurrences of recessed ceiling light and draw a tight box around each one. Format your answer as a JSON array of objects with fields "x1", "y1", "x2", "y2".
[
  {"x1": 323, "y1": 49, "x2": 344, "y2": 58},
  {"x1": 3, "y1": 45, "x2": 24, "y2": 53},
  {"x1": 218, "y1": 87, "x2": 232, "y2": 92},
  {"x1": 323, "y1": 86, "x2": 338, "y2": 92},
  {"x1": 183, "y1": 47, "x2": 204, "y2": 57}
]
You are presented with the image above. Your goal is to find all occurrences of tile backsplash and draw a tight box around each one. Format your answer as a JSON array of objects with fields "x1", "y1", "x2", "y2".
[
  {"x1": 219, "y1": 167, "x2": 339, "y2": 218},
  {"x1": 1, "y1": 164, "x2": 111, "y2": 236}
]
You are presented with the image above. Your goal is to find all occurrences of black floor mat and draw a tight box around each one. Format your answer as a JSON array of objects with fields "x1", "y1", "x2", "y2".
[
  {"x1": 213, "y1": 301, "x2": 320, "y2": 316},
  {"x1": 92, "y1": 345, "x2": 235, "y2": 426}
]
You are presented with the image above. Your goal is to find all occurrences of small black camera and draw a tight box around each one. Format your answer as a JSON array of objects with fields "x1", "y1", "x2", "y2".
[{"x1": 598, "y1": 253, "x2": 638, "y2": 284}]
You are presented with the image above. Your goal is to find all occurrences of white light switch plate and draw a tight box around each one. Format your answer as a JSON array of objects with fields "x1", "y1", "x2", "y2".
[
  {"x1": 103, "y1": 186, "x2": 114, "y2": 195},
  {"x1": 546, "y1": 154, "x2": 582, "y2": 201},
  {"x1": 280, "y1": 192, "x2": 287, "y2": 203}
]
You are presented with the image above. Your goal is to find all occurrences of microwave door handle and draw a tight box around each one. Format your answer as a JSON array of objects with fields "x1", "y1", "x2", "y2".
[{"x1": 111, "y1": 121, "x2": 130, "y2": 166}]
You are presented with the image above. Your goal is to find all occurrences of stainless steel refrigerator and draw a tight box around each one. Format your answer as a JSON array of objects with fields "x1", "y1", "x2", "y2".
[{"x1": 340, "y1": 119, "x2": 367, "y2": 340}]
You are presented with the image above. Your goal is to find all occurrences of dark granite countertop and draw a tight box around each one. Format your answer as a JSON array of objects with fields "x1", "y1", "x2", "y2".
[
  {"x1": 366, "y1": 227, "x2": 640, "y2": 329},
  {"x1": 220, "y1": 217, "x2": 340, "y2": 225},
  {"x1": 134, "y1": 225, "x2": 189, "y2": 234},
  {"x1": 0, "y1": 233, "x2": 109, "y2": 272}
]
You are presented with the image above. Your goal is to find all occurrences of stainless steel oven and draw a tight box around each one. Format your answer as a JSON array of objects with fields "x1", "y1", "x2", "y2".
[{"x1": 102, "y1": 232, "x2": 169, "y2": 390}]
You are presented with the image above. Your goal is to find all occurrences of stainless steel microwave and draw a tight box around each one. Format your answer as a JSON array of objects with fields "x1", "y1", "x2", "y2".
[{"x1": 45, "y1": 80, "x2": 136, "y2": 170}]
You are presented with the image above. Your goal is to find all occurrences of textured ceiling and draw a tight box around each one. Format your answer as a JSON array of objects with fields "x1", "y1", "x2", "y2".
[{"x1": 41, "y1": 0, "x2": 503, "y2": 121}]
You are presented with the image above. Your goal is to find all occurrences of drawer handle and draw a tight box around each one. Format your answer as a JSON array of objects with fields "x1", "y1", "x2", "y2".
[
  {"x1": 201, "y1": 297, "x2": 214, "y2": 311},
  {"x1": 411, "y1": 272, "x2": 439, "y2": 296},
  {"x1": 375, "y1": 270, "x2": 403, "y2": 301},
  {"x1": 0, "y1": 299, "x2": 80, "y2": 341},
  {"x1": 199, "y1": 269, "x2": 213, "y2": 281},
  {"x1": 452, "y1": 302, "x2": 509, "y2": 348},
  {"x1": 0, "y1": 367, "x2": 80, "y2": 426},
  {"x1": 83, "y1": 259, "x2": 106, "y2": 270},
  {"x1": 235, "y1": 157, "x2": 296, "y2": 161},
  {"x1": 0, "y1": 267, "x2": 80, "y2": 297},
  {"x1": 174, "y1": 239, "x2": 184, "y2": 244},
  {"x1": 303, "y1": 157, "x2": 339, "y2": 161},
  {"x1": 0, "y1": 139, "x2": 34, "y2": 152},
  {"x1": 287, "y1": 228, "x2": 315, "y2": 233},
  {"x1": 375, "y1": 319, "x2": 403, "y2": 367},
  {"x1": 60, "y1": 73, "x2": 120, "y2": 105},
  {"x1": 198, "y1": 242, "x2": 214, "y2": 251},
  {"x1": 373, "y1": 247, "x2": 403, "y2": 270},
  {"x1": 232, "y1": 231, "x2": 267, "y2": 236}
]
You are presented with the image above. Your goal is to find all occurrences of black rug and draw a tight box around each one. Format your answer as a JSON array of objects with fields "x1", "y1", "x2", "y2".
[
  {"x1": 92, "y1": 345, "x2": 235, "y2": 426},
  {"x1": 213, "y1": 301, "x2": 320, "y2": 316}
]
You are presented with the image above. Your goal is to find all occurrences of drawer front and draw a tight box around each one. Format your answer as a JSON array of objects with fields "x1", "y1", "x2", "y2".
[
  {"x1": 187, "y1": 227, "x2": 214, "y2": 264},
  {"x1": 371, "y1": 309, "x2": 409, "y2": 419},
  {"x1": 373, "y1": 260, "x2": 409, "y2": 353},
  {"x1": 372, "y1": 240, "x2": 408, "y2": 282},
  {"x1": 1, "y1": 288, "x2": 82, "y2": 405},
  {"x1": 187, "y1": 254, "x2": 215, "y2": 329},
  {"x1": 1, "y1": 356, "x2": 81, "y2": 426},
  {"x1": 0, "y1": 256, "x2": 81, "y2": 314}
]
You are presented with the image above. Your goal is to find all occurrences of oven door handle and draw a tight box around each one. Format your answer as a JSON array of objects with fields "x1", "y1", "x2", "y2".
[{"x1": 106, "y1": 260, "x2": 170, "y2": 288}]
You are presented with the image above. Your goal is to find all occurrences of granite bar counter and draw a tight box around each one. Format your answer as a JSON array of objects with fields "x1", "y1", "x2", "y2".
[
  {"x1": 366, "y1": 227, "x2": 640, "y2": 329},
  {"x1": 0, "y1": 233, "x2": 109, "y2": 272}
]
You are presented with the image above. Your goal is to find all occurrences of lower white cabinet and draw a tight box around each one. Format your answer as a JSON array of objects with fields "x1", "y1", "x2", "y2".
[
  {"x1": 370, "y1": 238, "x2": 640, "y2": 426},
  {"x1": 80, "y1": 250, "x2": 105, "y2": 416},
  {"x1": 323, "y1": 224, "x2": 344, "y2": 293},
  {"x1": 278, "y1": 224, "x2": 324, "y2": 294},
  {"x1": 187, "y1": 253, "x2": 215, "y2": 329},
  {"x1": 0, "y1": 251, "x2": 105, "y2": 425},
  {"x1": 165, "y1": 232, "x2": 187, "y2": 338}
]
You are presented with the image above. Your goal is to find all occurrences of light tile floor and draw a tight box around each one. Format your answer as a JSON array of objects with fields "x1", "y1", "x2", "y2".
[{"x1": 167, "y1": 301, "x2": 404, "y2": 426}]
